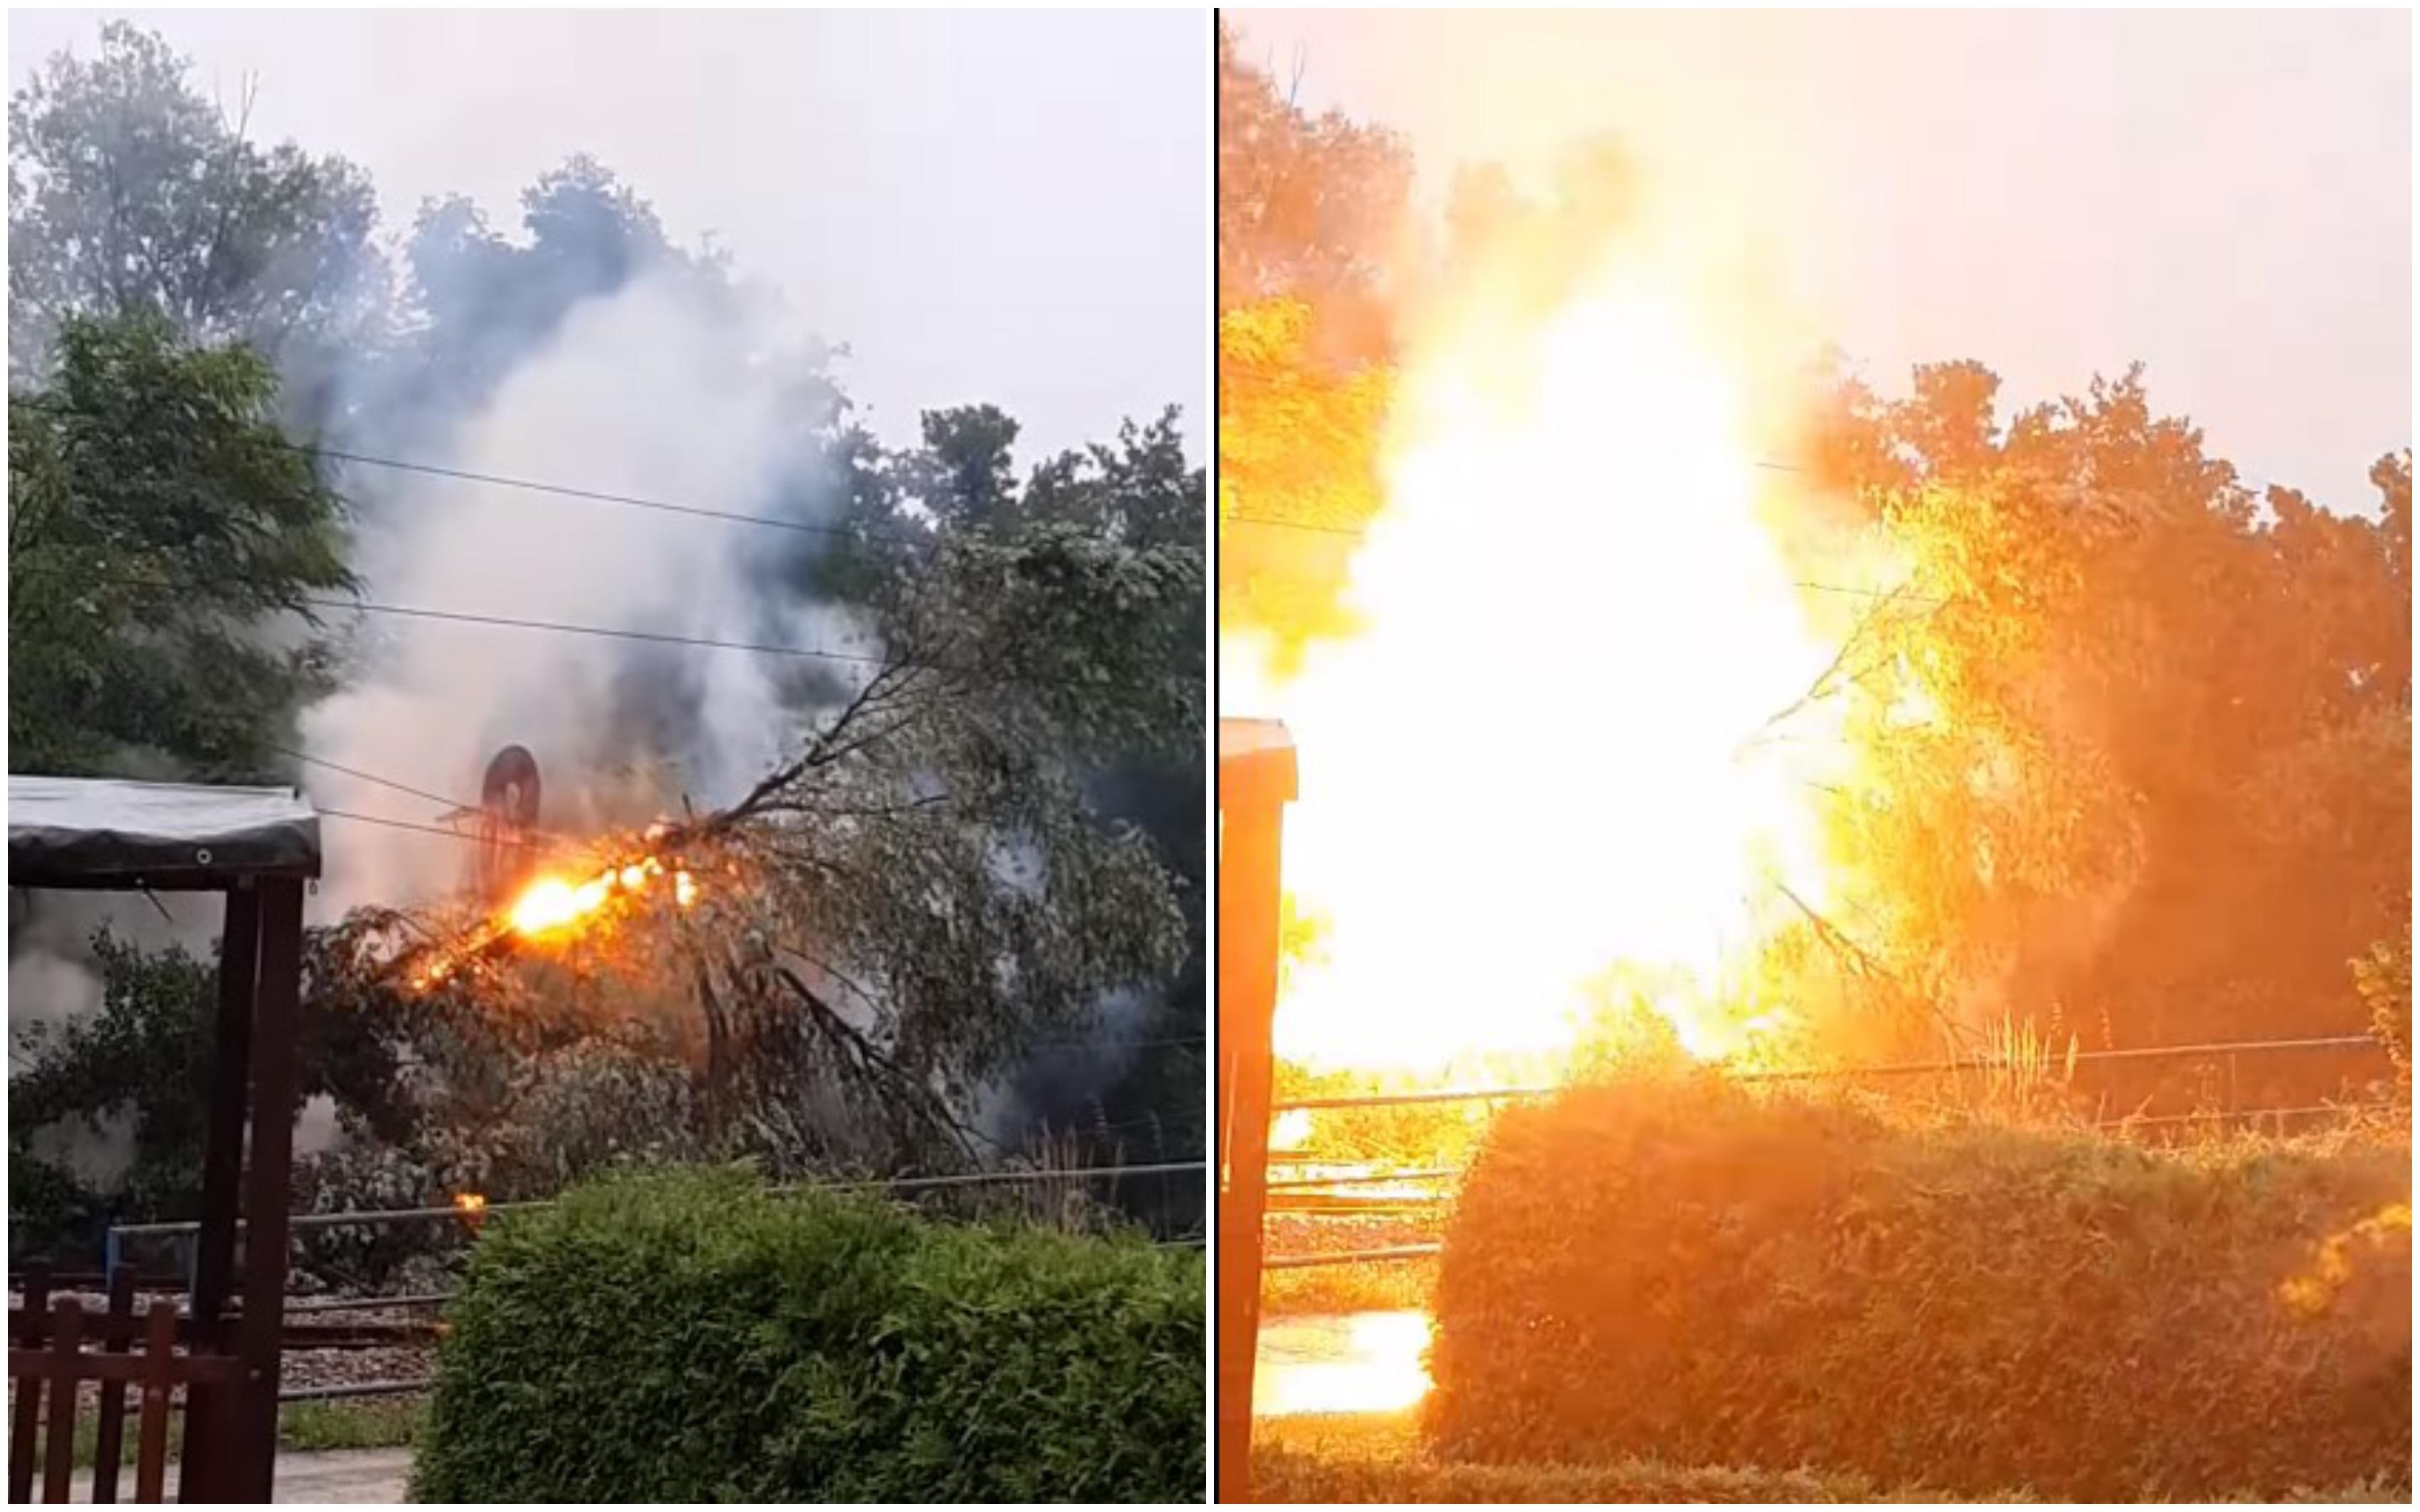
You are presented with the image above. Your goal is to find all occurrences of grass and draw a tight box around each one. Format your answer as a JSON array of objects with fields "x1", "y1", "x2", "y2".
[
  {"x1": 1262, "y1": 1254, "x2": 1435, "y2": 1315},
  {"x1": 41, "y1": 1392, "x2": 428, "y2": 1471},
  {"x1": 1252, "y1": 1411, "x2": 2412, "y2": 1504},
  {"x1": 279, "y1": 1396, "x2": 428, "y2": 1453}
]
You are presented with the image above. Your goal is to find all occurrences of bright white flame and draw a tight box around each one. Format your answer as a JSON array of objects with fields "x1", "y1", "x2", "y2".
[{"x1": 1227, "y1": 265, "x2": 1845, "y2": 1073}]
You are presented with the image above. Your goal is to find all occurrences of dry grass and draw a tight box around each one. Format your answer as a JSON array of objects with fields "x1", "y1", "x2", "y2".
[{"x1": 1253, "y1": 1410, "x2": 2411, "y2": 1503}]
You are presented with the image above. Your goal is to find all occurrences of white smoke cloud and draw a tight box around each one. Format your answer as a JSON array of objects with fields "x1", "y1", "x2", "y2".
[{"x1": 299, "y1": 272, "x2": 869, "y2": 916}]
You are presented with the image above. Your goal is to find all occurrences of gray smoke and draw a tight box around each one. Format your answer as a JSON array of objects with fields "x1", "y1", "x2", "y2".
[{"x1": 299, "y1": 270, "x2": 866, "y2": 916}]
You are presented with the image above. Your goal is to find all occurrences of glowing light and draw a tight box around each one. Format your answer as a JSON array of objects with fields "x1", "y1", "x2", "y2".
[
  {"x1": 1255, "y1": 1310, "x2": 1433, "y2": 1417},
  {"x1": 506, "y1": 876, "x2": 590, "y2": 936},
  {"x1": 1269, "y1": 1109, "x2": 1314, "y2": 1151},
  {"x1": 674, "y1": 870, "x2": 698, "y2": 909},
  {"x1": 1226, "y1": 263, "x2": 1849, "y2": 1075}
]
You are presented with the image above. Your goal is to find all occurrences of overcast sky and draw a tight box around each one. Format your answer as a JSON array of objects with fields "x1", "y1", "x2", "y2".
[
  {"x1": 1232, "y1": 9, "x2": 2410, "y2": 511},
  {"x1": 9, "y1": 9, "x2": 1208, "y2": 462}
]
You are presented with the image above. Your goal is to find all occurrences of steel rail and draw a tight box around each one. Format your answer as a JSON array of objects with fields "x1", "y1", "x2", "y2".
[
  {"x1": 110, "y1": 1159, "x2": 1207, "y2": 1241},
  {"x1": 1270, "y1": 1035, "x2": 2385, "y2": 1113}
]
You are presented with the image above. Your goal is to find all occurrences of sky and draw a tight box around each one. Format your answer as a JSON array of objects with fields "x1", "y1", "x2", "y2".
[
  {"x1": 1231, "y1": 9, "x2": 2411, "y2": 511},
  {"x1": 7, "y1": 9, "x2": 1209, "y2": 462}
]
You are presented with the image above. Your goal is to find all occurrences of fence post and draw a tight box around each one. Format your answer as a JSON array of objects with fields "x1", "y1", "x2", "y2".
[
  {"x1": 42, "y1": 1295, "x2": 85, "y2": 1502},
  {"x1": 91, "y1": 1263, "x2": 138, "y2": 1503},
  {"x1": 134, "y1": 1302, "x2": 178, "y2": 1505},
  {"x1": 1215, "y1": 720, "x2": 1297, "y2": 1503}
]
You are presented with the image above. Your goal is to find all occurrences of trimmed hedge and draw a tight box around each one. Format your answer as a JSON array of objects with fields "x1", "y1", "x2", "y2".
[
  {"x1": 409, "y1": 1167, "x2": 1203, "y2": 1502},
  {"x1": 1426, "y1": 1075, "x2": 2411, "y2": 1501}
]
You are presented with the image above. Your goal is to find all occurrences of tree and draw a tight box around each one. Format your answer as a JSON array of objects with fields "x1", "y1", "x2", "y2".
[
  {"x1": 1216, "y1": 17, "x2": 1411, "y2": 336},
  {"x1": 7, "y1": 22, "x2": 390, "y2": 425},
  {"x1": 8, "y1": 314, "x2": 358, "y2": 778},
  {"x1": 8, "y1": 924, "x2": 415, "y2": 1262},
  {"x1": 1796, "y1": 362, "x2": 2411, "y2": 1055},
  {"x1": 1215, "y1": 298, "x2": 1392, "y2": 666}
]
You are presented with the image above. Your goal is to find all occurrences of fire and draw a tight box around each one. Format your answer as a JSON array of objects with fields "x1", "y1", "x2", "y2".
[
  {"x1": 406, "y1": 850, "x2": 700, "y2": 991},
  {"x1": 452, "y1": 1191, "x2": 487, "y2": 1216},
  {"x1": 505, "y1": 855, "x2": 690, "y2": 939},
  {"x1": 1226, "y1": 260, "x2": 1855, "y2": 1076}
]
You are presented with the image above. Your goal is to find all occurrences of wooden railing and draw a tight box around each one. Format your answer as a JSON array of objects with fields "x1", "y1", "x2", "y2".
[{"x1": 7, "y1": 1267, "x2": 239, "y2": 1503}]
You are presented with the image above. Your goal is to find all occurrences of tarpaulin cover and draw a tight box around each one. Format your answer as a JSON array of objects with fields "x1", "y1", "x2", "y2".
[{"x1": 8, "y1": 775, "x2": 321, "y2": 890}]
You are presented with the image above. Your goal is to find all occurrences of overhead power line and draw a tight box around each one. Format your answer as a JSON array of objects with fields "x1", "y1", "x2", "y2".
[
  {"x1": 19, "y1": 564, "x2": 1203, "y2": 690},
  {"x1": 269, "y1": 745, "x2": 471, "y2": 813},
  {"x1": 9, "y1": 392, "x2": 926, "y2": 550}
]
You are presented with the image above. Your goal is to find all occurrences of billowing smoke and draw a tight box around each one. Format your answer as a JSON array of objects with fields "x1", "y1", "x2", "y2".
[{"x1": 299, "y1": 270, "x2": 864, "y2": 916}]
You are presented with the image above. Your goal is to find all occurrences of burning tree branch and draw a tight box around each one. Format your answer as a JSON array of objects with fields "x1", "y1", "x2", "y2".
[{"x1": 349, "y1": 518, "x2": 1198, "y2": 1179}]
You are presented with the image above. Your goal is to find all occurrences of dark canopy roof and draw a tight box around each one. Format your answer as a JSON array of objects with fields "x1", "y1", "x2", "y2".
[{"x1": 8, "y1": 776, "x2": 321, "y2": 892}]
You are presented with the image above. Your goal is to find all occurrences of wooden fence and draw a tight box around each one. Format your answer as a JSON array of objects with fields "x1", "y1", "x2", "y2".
[{"x1": 7, "y1": 1266, "x2": 241, "y2": 1503}]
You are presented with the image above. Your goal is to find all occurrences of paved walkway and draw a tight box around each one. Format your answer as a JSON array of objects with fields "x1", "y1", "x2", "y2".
[
  {"x1": 67, "y1": 1447, "x2": 413, "y2": 1504},
  {"x1": 273, "y1": 1447, "x2": 413, "y2": 1503}
]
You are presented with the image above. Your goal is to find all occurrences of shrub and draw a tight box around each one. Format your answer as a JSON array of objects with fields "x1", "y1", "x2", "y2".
[
  {"x1": 1425, "y1": 1073, "x2": 2411, "y2": 1501},
  {"x1": 409, "y1": 1165, "x2": 1202, "y2": 1502}
]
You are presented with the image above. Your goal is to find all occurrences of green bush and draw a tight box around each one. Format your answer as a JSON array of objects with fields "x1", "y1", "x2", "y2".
[
  {"x1": 1426, "y1": 1074, "x2": 2411, "y2": 1501},
  {"x1": 409, "y1": 1166, "x2": 1203, "y2": 1502}
]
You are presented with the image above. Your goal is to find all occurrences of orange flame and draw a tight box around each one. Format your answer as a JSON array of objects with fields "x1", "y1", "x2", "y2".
[{"x1": 404, "y1": 851, "x2": 699, "y2": 994}]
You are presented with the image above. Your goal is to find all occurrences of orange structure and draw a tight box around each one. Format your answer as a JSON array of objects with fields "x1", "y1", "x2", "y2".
[{"x1": 1215, "y1": 719, "x2": 1297, "y2": 1501}]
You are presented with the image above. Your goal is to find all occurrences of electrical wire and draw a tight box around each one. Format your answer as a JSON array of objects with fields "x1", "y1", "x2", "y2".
[
  {"x1": 17, "y1": 562, "x2": 1203, "y2": 689},
  {"x1": 268, "y1": 745, "x2": 472, "y2": 812},
  {"x1": 9, "y1": 392, "x2": 937, "y2": 550}
]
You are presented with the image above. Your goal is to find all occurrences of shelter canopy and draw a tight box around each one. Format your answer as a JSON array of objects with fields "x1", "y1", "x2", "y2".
[{"x1": 8, "y1": 775, "x2": 321, "y2": 891}]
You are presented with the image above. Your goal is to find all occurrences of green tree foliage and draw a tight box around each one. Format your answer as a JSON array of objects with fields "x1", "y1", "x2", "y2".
[
  {"x1": 700, "y1": 407, "x2": 1204, "y2": 1151},
  {"x1": 7, "y1": 22, "x2": 389, "y2": 421},
  {"x1": 7, "y1": 924, "x2": 413, "y2": 1260},
  {"x1": 8, "y1": 314, "x2": 358, "y2": 777}
]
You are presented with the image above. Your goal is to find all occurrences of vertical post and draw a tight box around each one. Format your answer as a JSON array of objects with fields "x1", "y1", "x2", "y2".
[
  {"x1": 181, "y1": 882, "x2": 259, "y2": 1502},
  {"x1": 91, "y1": 1262, "x2": 137, "y2": 1503},
  {"x1": 190, "y1": 882, "x2": 261, "y2": 1341},
  {"x1": 134, "y1": 1303, "x2": 177, "y2": 1505},
  {"x1": 1215, "y1": 720, "x2": 1297, "y2": 1503},
  {"x1": 10, "y1": 1266, "x2": 52, "y2": 1503},
  {"x1": 231, "y1": 876, "x2": 307, "y2": 1503},
  {"x1": 42, "y1": 1296, "x2": 85, "y2": 1504}
]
